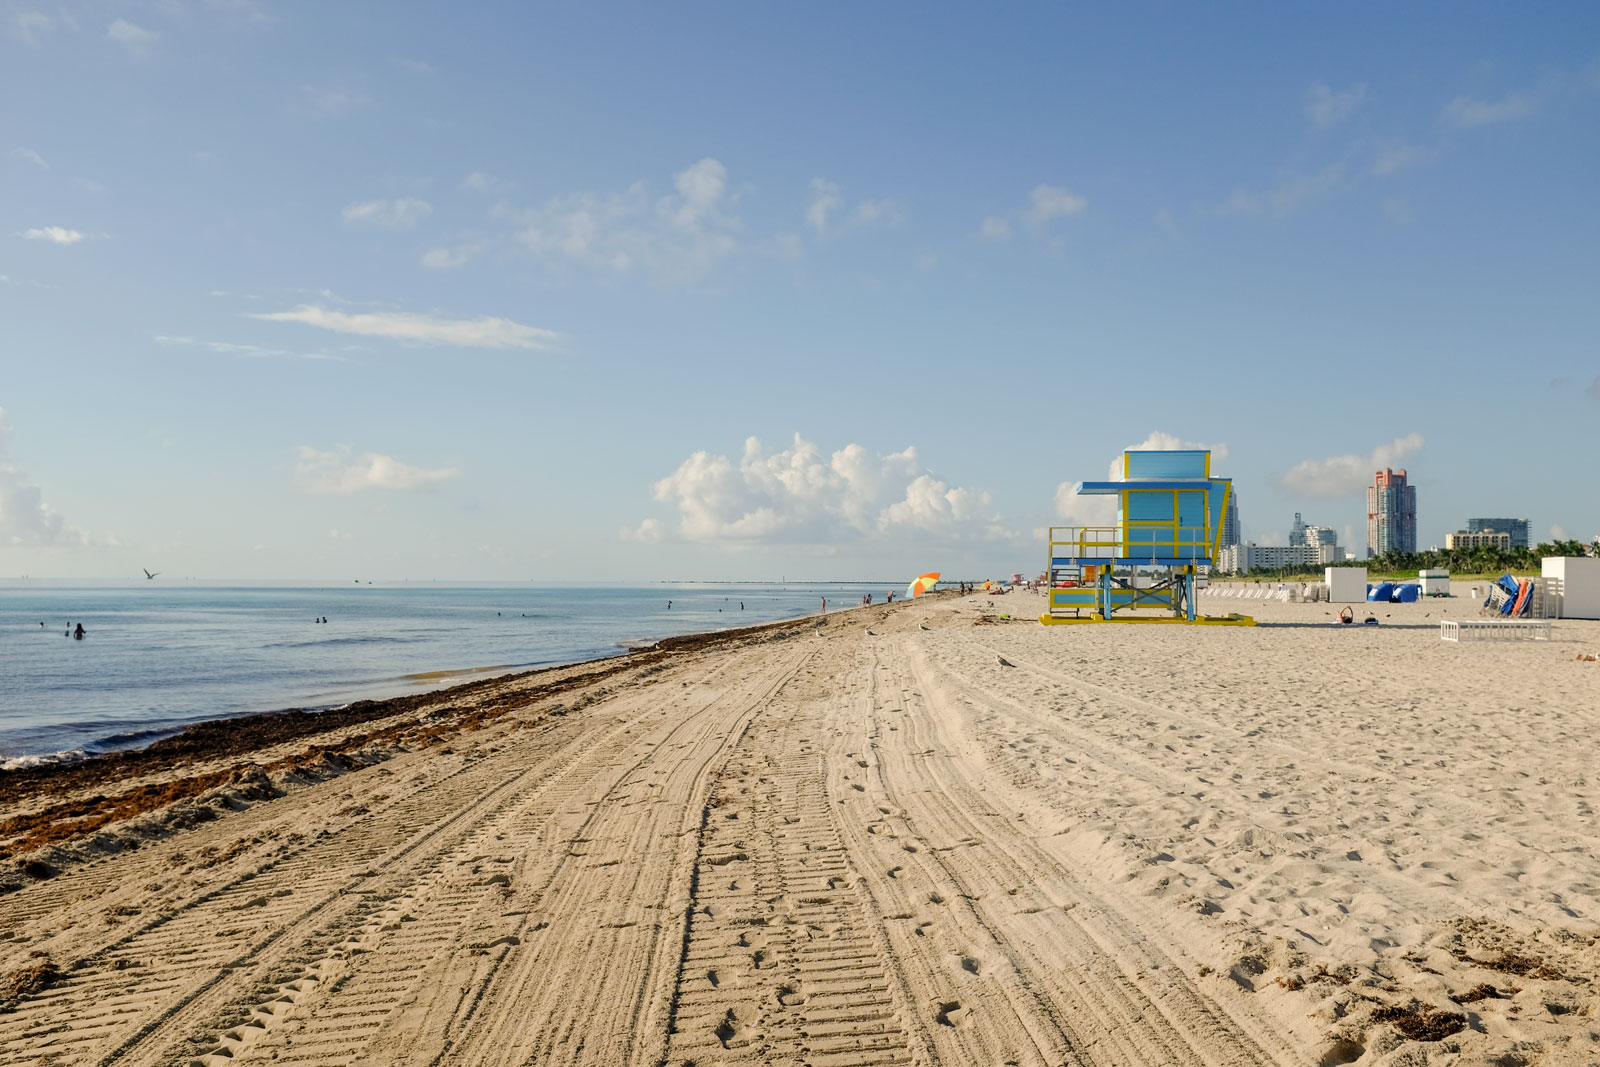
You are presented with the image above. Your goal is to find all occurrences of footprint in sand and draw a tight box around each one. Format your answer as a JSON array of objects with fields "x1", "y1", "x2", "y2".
[
  {"x1": 888, "y1": 866, "x2": 903, "y2": 879},
  {"x1": 935, "y1": 1000, "x2": 968, "y2": 1027}
]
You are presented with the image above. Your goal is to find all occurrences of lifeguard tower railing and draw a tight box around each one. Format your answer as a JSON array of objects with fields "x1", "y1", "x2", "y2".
[{"x1": 1047, "y1": 524, "x2": 1215, "y2": 619}]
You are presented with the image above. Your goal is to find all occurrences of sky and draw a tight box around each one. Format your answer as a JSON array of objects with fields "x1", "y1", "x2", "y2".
[{"x1": 2, "y1": 2, "x2": 1598, "y2": 581}]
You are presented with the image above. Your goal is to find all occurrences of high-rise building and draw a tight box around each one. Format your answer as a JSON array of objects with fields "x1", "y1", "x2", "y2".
[
  {"x1": 1367, "y1": 468, "x2": 1417, "y2": 558},
  {"x1": 1289, "y1": 512, "x2": 1307, "y2": 547},
  {"x1": 1466, "y1": 517, "x2": 1530, "y2": 550},
  {"x1": 1305, "y1": 525, "x2": 1338, "y2": 548},
  {"x1": 1220, "y1": 489, "x2": 1241, "y2": 549}
]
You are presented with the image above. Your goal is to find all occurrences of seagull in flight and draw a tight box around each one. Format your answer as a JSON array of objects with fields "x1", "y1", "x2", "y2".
[{"x1": 143, "y1": 568, "x2": 159, "y2": 580}]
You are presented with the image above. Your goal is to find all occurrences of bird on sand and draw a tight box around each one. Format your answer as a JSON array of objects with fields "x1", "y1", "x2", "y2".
[
  {"x1": 996, "y1": 655, "x2": 1015, "y2": 667},
  {"x1": 143, "y1": 568, "x2": 159, "y2": 580}
]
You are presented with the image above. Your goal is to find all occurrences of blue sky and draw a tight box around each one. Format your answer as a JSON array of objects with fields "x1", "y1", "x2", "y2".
[{"x1": 3, "y1": 3, "x2": 1597, "y2": 580}]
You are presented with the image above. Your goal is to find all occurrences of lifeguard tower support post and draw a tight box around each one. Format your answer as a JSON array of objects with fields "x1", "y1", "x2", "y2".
[{"x1": 1041, "y1": 449, "x2": 1254, "y2": 626}]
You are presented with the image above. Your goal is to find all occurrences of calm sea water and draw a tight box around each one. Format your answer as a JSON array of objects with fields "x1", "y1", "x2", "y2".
[{"x1": 0, "y1": 582, "x2": 889, "y2": 766}]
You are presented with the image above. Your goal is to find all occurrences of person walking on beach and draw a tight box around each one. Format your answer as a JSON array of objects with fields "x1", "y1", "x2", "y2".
[{"x1": 821, "y1": 597, "x2": 827, "y2": 614}]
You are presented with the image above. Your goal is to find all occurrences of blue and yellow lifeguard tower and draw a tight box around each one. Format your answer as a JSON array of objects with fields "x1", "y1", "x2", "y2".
[{"x1": 1041, "y1": 449, "x2": 1254, "y2": 626}]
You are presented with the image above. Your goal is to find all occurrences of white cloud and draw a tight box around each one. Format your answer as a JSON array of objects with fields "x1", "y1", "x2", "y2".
[
  {"x1": 1441, "y1": 91, "x2": 1538, "y2": 128},
  {"x1": 851, "y1": 198, "x2": 903, "y2": 226},
  {"x1": 1218, "y1": 164, "x2": 1344, "y2": 218},
  {"x1": 1587, "y1": 376, "x2": 1600, "y2": 401},
  {"x1": 298, "y1": 85, "x2": 369, "y2": 118},
  {"x1": 1306, "y1": 82, "x2": 1367, "y2": 125},
  {"x1": 296, "y1": 445, "x2": 459, "y2": 494},
  {"x1": 420, "y1": 244, "x2": 478, "y2": 270},
  {"x1": 249, "y1": 306, "x2": 559, "y2": 350},
  {"x1": 1053, "y1": 431, "x2": 1230, "y2": 524},
  {"x1": 807, "y1": 178, "x2": 841, "y2": 231},
  {"x1": 342, "y1": 197, "x2": 432, "y2": 228},
  {"x1": 982, "y1": 185, "x2": 1085, "y2": 239},
  {"x1": 20, "y1": 226, "x2": 87, "y2": 244},
  {"x1": 507, "y1": 158, "x2": 740, "y2": 282},
  {"x1": 0, "y1": 407, "x2": 90, "y2": 547},
  {"x1": 1372, "y1": 143, "x2": 1428, "y2": 176},
  {"x1": 1026, "y1": 184, "x2": 1088, "y2": 223},
  {"x1": 393, "y1": 57, "x2": 434, "y2": 75},
  {"x1": 1551, "y1": 524, "x2": 1569, "y2": 542},
  {"x1": 11, "y1": 10, "x2": 52, "y2": 45},
  {"x1": 1277, "y1": 433, "x2": 1424, "y2": 498},
  {"x1": 622, "y1": 518, "x2": 663, "y2": 542},
  {"x1": 640, "y1": 434, "x2": 1006, "y2": 545},
  {"x1": 106, "y1": 18, "x2": 157, "y2": 53},
  {"x1": 460, "y1": 171, "x2": 508, "y2": 193},
  {"x1": 807, "y1": 179, "x2": 902, "y2": 232},
  {"x1": 12, "y1": 147, "x2": 48, "y2": 169},
  {"x1": 153, "y1": 334, "x2": 344, "y2": 361}
]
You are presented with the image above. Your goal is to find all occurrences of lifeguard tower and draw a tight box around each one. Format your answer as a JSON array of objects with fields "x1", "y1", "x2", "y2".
[{"x1": 1041, "y1": 449, "x2": 1254, "y2": 626}]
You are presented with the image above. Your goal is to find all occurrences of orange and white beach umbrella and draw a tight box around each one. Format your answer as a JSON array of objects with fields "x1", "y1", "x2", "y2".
[{"x1": 906, "y1": 572, "x2": 941, "y2": 598}]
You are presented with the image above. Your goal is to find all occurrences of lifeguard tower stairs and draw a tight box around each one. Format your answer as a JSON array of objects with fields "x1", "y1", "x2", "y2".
[{"x1": 1042, "y1": 449, "x2": 1254, "y2": 626}]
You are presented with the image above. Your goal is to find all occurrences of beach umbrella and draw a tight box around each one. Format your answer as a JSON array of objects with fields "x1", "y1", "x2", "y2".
[{"x1": 907, "y1": 572, "x2": 941, "y2": 598}]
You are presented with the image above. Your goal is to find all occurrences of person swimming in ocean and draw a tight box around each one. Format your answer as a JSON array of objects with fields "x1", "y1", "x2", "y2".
[{"x1": 73, "y1": 623, "x2": 86, "y2": 639}]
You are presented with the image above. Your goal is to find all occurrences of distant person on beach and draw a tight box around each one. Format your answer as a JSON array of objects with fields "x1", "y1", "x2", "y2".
[
  {"x1": 667, "y1": 601, "x2": 672, "y2": 610},
  {"x1": 73, "y1": 623, "x2": 85, "y2": 639},
  {"x1": 740, "y1": 602, "x2": 743, "y2": 610},
  {"x1": 821, "y1": 597, "x2": 827, "y2": 614}
]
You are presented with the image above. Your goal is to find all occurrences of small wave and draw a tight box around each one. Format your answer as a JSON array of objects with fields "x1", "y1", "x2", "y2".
[
  {"x1": 268, "y1": 635, "x2": 428, "y2": 649},
  {"x1": 1, "y1": 747, "x2": 88, "y2": 772}
]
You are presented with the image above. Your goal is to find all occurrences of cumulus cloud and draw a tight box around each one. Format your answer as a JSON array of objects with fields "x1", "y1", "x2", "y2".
[
  {"x1": 639, "y1": 434, "x2": 1006, "y2": 545},
  {"x1": 980, "y1": 216, "x2": 1012, "y2": 241},
  {"x1": 1053, "y1": 430, "x2": 1230, "y2": 524},
  {"x1": 1277, "y1": 433, "x2": 1424, "y2": 498},
  {"x1": 342, "y1": 197, "x2": 432, "y2": 228},
  {"x1": 12, "y1": 146, "x2": 48, "y2": 169},
  {"x1": 20, "y1": 226, "x2": 87, "y2": 244},
  {"x1": 11, "y1": 10, "x2": 53, "y2": 45},
  {"x1": 296, "y1": 445, "x2": 459, "y2": 493},
  {"x1": 806, "y1": 179, "x2": 903, "y2": 233},
  {"x1": 0, "y1": 407, "x2": 90, "y2": 547},
  {"x1": 1372, "y1": 143, "x2": 1428, "y2": 176},
  {"x1": 460, "y1": 171, "x2": 508, "y2": 193},
  {"x1": 1218, "y1": 165, "x2": 1345, "y2": 218},
  {"x1": 806, "y1": 178, "x2": 841, "y2": 231},
  {"x1": 420, "y1": 244, "x2": 478, "y2": 269},
  {"x1": 981, "y1": 185, "x2": 1086, "y2": 240},
  {"x1": 249, "y1": 306, "x2": 558, "y2": 350},
  {"x1": 1025, "y1": 184, "x2": 1088, "y2": 223},
  {"x1": 1441, "y1": 91, "x2": 1538, "y2": 128},
  {"x1": 106, "y1": 18, "x2": 157, "y2": 53},
  {"x1": 505, "y1": 158, "x2": 739, "y2": 282},
  {"x1": 1306, "y1": 82, "x2": 1366, "y2": 125}
]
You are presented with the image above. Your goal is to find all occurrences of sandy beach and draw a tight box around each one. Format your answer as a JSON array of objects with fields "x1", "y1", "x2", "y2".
[{"x1": 2, "y1": 588, "x2": 1598, "y2": 1066}]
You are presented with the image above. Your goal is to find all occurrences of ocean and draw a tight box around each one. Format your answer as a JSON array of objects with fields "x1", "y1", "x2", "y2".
[{"x1": 0, "y1": 581, "x2": 891, "y2": 766}]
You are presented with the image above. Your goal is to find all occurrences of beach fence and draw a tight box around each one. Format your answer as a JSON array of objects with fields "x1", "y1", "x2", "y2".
[
  {"x1": 1440, "y1": 618, "x2": 1553, "y2": 642},
  {"x1": 1203, "y1": 581, "x2": 1328, "y2": 602}
]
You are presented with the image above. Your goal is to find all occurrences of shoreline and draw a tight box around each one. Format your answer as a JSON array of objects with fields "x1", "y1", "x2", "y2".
[
  {"x1": 0, "y1": 592, "x2": 881, "y2": 772},
  {"x1": 0, "y1": 597, "x2": 887, "y2": 833}
]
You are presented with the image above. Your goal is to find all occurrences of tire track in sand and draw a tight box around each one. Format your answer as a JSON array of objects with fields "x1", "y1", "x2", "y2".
[{"x1": 0, "y1": 658, "x2": 748, "y2": 1067}]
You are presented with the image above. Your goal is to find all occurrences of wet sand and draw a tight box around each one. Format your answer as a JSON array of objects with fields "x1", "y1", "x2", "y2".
[{"x1": 2, "y1": 590, "x2": 1597, "y2": 1065}]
